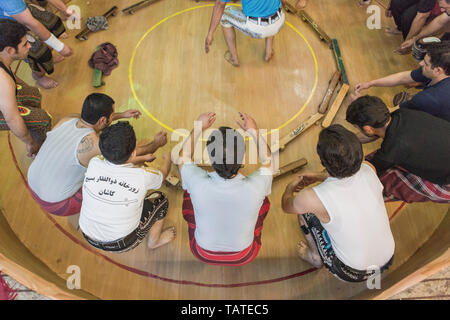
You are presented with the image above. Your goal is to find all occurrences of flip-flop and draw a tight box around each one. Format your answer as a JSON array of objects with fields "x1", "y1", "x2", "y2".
[{"x1": 224, "y1": 51, "x2": 239, "y2": 67}]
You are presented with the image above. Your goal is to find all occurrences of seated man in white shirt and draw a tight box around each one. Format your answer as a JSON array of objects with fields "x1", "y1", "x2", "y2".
[
  {"x1": 79, "y1": 122, "x2": 175, "y2": 253},
  {"x1": 282, "y1": 124, "x2": 395, "y2": 282},
  {"x1": 177, "y1": 112, "x2": 273, "y2": 266},
  {"x1": 27, "y1": 93, "x2": 166, "y2": 216}
]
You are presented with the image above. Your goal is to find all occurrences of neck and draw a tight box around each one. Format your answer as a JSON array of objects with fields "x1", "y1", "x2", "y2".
[
  {"x1": 0, "y1": 54, "x2": 14, "y2": 70},
  {"x1": 376, "y1": 117, "x2": 391, "y2": 138},
  {"x1": 430, "y1": 74, "x2": 449, "y2": 86},
  {"x1": 78, "y1": 118, "x2": 97, "y2": 131}
]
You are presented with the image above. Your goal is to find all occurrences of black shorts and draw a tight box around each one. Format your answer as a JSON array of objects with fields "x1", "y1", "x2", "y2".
[
  {"x1": 302, "y1": 213, "x2": 394, "y2": 282},
  {"x1": 82, "y1": 191, "x2": 169, "y2": 253}
]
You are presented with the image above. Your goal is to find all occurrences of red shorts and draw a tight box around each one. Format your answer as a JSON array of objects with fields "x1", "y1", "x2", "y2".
[
  {"x1": 182, "y1": 191, "x2": 270, "y2": 266},
  {"x1": 29, "y1": 187, "x2": 82, "y2": 216}
]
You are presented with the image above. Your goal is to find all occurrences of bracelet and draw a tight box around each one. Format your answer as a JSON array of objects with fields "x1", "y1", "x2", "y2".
[{"x1": 44, "y1": 34, "x2": 65, "y2": 52}]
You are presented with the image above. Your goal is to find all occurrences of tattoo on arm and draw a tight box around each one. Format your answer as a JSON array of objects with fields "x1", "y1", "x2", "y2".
[{"x1": 78, "y1": 135, "x2": 93, "y2": 154}]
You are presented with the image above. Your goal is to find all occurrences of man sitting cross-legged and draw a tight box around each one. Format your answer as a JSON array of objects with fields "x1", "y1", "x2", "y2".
[
  {"x1": 177, "y1": 112, "x2": 273, "y2": 266},
  {"x1": 282, "y1": 124, "x2": 395, "y2": 282},
  {"x1": 79, "y1": 122, "x2": 175, "y2": 253},
  {"x1": 346, "y1": 95, "x2": 450, "y2": 203},
  {"x1": 27, "y1": 93, "x2": 167, "y2": 216},
  {"x1": 205, "y1": 0, "x2": 285, "y2": 66}
]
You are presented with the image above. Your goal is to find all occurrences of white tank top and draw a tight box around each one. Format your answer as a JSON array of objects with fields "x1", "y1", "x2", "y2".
[
  {"x1": 28, "y1": 118, "x2": 94, "y2": 202},
  {"x1": 312, "y1": 163, "x2": 395, "y2": 270}
]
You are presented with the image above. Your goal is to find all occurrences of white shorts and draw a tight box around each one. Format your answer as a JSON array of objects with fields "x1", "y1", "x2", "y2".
[{"x1": 220, "y1": 6, "x2": 285, "y2": 39}]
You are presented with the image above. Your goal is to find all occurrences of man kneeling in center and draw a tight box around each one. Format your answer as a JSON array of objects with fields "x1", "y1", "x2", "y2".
[
  {"x1": 282, "y1": 125, "x2": 395, "y2": 282},
  {"x1": 79, "y1": 122, "x2": 175, "y2": 253},
  {"x1": 177, "y1": 112, "x2": 273, "y2": 266}
]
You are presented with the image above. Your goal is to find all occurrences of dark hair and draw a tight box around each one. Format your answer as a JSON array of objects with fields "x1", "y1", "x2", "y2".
[
  {"x1": 346, "y1": 95, "x2": 391, "y2": 128},
  {"x1": 81, "y1": 93, "x2": 115, "y2": 125},
  {"x1": 317, "y1": 124, "x2": 363, "y2": 178},
  {"x1": 99, "y1": 121, "x2": 136, "y2": 165},
  {"x1": 427, "y1": 41, "x2": 450, "y2": 75},
  {"x1": 206, "y1": 126, "x2": 245, "y2": 179},
  {"x1": 0, "y1": 19, "x2": 28, "y2": 52}
]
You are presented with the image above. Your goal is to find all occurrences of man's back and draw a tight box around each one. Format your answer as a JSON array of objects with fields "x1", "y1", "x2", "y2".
[
  {"x1": 79, "y1": 157, "x2": 163, "y2": 242},
  {"x1": 27, "y1": 118, "x2": 93, "y2": 202},
  {"x1": 312, "y1": 163, "x2": 395, "y2": 270},
  {"x1": 373, "y1": 108, "x2": 450, "y2": 184},
  {"x1": 181, "y1": 163, "x2": 272, "y2": 252}
]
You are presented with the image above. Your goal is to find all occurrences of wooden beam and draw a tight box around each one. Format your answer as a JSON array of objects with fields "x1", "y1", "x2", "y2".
[
  {"x1": 275, "y1": 113, "x2": 324, "y2": 152},
  {"x1": 298, "y1": 10, "x2": 332, "y2": 47},
  {"x1": 122, "y1": 0, "x2": 161, "y2": 15},
  {"x1": 75, "y1": 6, "x2": 118, "y2": 41},
  {"x1": 273, "y1": 158, "x2": 308, "y2": 179},
  {"x1": 321, "y1": 83, "x2": 349, "y2": 128},
  {"x1": 318, "y1": 70, "x2": 341, "y2": 114},
  {"x1": 331, "y1": 39, "x2": 349, "y2": 84}
]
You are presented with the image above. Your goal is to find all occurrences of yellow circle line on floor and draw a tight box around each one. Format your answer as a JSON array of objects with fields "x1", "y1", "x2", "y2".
[{"x1": 129, "y1": 4, "x2": 319, "y2": 137}]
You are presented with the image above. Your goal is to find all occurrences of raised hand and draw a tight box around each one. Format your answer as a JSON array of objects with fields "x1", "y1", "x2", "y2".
[
  {"x1": 236, "y1": 112, "x2": 257, "y2": 132},
  {"x1": 196, "y1": 112, "x2": 216, "y2": 130}
]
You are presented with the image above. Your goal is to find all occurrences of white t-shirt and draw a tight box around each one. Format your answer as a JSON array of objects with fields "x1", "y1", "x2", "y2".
[
  {"x1": 181, "y1": 162, "x2": 273, "y2": 252},
  {"x1": 79, "y1": 156, "x2": 163, "y2": 242},
  {"x1": 312, "y1": 163, "x2": 395, "y2": 271}
]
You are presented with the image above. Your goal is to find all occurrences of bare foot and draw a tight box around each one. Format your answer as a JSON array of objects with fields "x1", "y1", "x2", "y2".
[
  {"x1": 393, "y1": 47, "x2": 411, "y2": 55},
  {"x1": 59, "y1": 32, "x2": 69, "y2": 40},
  {"x1": 224, "y1": 50, "x2": 239, "y2": 67},
  {"x1": 296, "y1": 241, "x2": 323, "y2": 268},
  {"x1": 147, "y1": 226, "x2": 176, "y2": 249},
  {"x1": 296, "y1": 0, "x2": 307, "y2": 9},
  {"x1": 52, "y1": 52, "x2": 65, "y2": 64},
  {"x1": 385, "y1": 27, "x2": 402, "y2": 35},
  {"x1": 264, "y1": 50, "x2": 274, "y2": 62},
  {"x1": 33, "y1": 74, "x2": 59, "y2": 89}
]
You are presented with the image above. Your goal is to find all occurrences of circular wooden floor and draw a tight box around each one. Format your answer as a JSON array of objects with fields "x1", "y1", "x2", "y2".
[{"x1": 1, "y1": 0, "x2": 448, "y2": 299}]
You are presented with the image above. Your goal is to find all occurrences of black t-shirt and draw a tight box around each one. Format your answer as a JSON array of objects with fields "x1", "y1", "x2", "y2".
[
  {"x1": 400, "y1": 68, "x2": 450, "y2": 122},
  {"x1": 369, "y1": 108, "x2": 450, "y2": 185},
  {"x1": 417, "y1": 0, "x2": 436, "y2": 13}
]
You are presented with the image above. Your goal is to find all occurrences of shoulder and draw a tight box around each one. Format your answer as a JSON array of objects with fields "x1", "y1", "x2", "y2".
[
  {"x1": 77, "y1": 132, "x2": 99, "y2": 153},
  {"x1": 52, "y1": 116, "x2": 78, "y2": 130},
  {"x1": 0, "y1": 68, "x2": 15, "y2": 88}
]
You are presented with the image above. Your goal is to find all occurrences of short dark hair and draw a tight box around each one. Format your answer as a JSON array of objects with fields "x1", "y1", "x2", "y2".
[
  {"x1": 81, "y1": 93, "x2": 115, "y2": 125},
  {"x1": 346, "y1": 95, "x2": 391, "y2": 128},
  {"x1": 206, "y1": 126, "x2": 245, "y2": 179},
  {"x1": 0, "y1": 19, "x2": 28, "y2": 52},
  {"x1": 99, "y1": 121, "x2": 136, "y2": 165},
  {"x1": 427, "y1": 41, "x2": 450, "y2": 75},
  {"x1": 317, "y1": 124, "x2": 363, "y2": 178}
]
